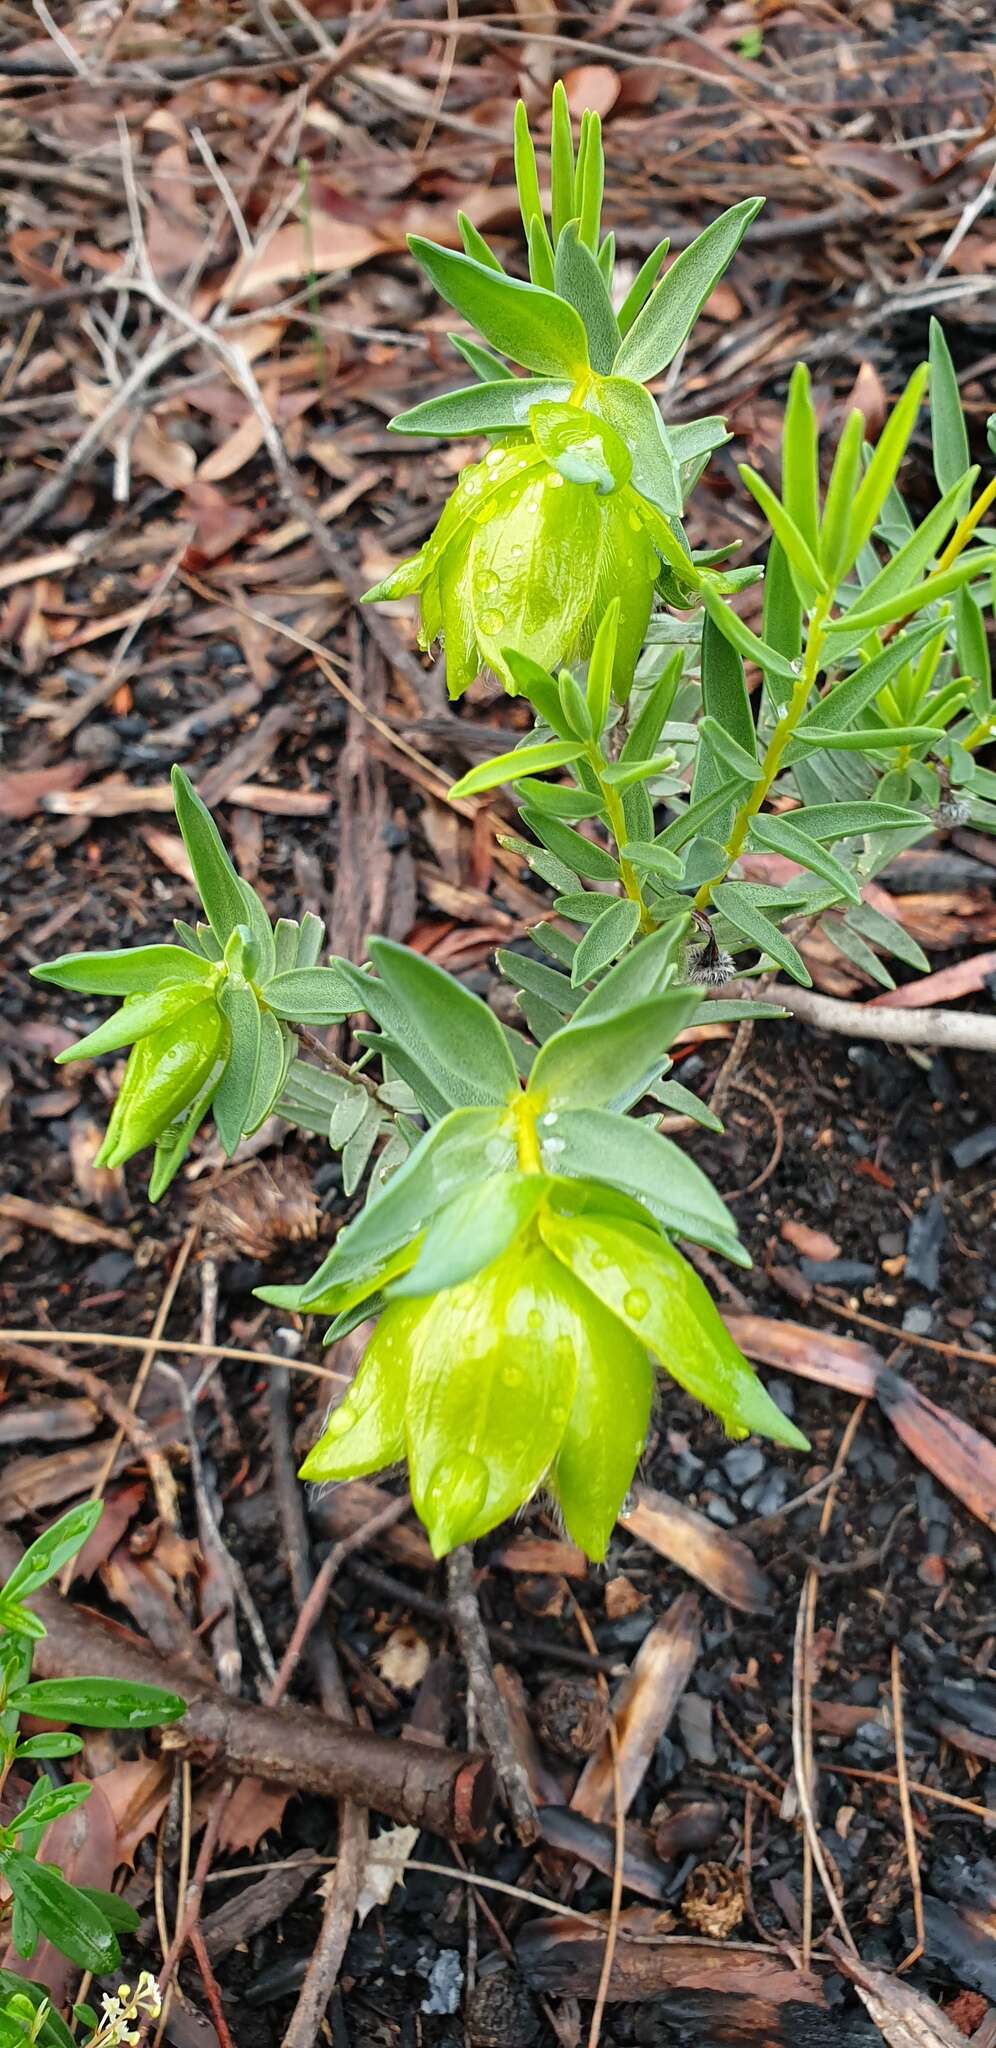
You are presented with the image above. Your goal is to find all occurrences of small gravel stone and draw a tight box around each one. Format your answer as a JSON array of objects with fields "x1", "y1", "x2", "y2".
[
  {"x1": 905, "y1": 1195, "x2": 945, "y2": 1291},
  {"x1": 705, "y1": 1497, "x2": 737, "y2": 1528},
  {"x1": 722, "y1": 1444, "x2": 765, "y2": 1487},
  {"x1": 421, "y1": 1950, "x2": 463, "y2": 2016},
  {"x1": 950, "y1": 1125, "x2": 996, "y2": 1171},
  {"x1": 903, "y1": 1303, "x2": 934, "y2": 1335},
  {"x1": 799, "y1": 1257, "x2": 876, "y2": 1285}
]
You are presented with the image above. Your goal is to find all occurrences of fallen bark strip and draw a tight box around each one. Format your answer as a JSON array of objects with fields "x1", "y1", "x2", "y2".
[
  {"x1": 768, "y1": 984, "x2": 996, "y2": 1054},
  {"x1": 0, "y1": 1530, "x2": 493, "y2": 1840},
  {"x1": 516, "y1": 1915, "x2": 827, "y2": 2007}
]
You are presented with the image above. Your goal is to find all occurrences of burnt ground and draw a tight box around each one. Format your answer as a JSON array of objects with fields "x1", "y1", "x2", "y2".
[{"x1": 2, "y1": 3, "x2": 996, "y2": 2044}]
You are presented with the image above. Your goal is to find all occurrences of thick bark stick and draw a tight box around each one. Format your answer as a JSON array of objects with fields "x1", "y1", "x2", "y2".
[{"x1": 0, "y1": 1530, "x2": 493, "y2": 1839}]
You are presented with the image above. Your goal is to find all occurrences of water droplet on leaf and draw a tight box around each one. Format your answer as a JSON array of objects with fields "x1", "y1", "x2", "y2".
[{"x1": 624, "y1": 1287, "x2": 650, "y2": 1321}]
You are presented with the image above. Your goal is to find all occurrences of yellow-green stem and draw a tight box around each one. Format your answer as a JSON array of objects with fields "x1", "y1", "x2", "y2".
[
  {"x1": 693, "y1": 593, "x2": 832, "y2": 911},
  {"x1": 514, "y1": 1092, "x2": 543, "y2": 1172},
  {"x1": 588, "y1": 749, "x2": 657, "y2": 933}
]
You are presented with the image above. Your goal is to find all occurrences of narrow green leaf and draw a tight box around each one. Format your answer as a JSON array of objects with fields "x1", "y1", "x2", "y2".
[
  {"x1": 8, "y1": 1677, "x2": 186, "y2": 1728},
  {"x1": 245, "y1": 1008, "x2": 286, "y2": 1133},
  {"x1": 389, "y1": 1174, "x2": 551, "y2": 1299},
  {"x1": 171, "y1": 766, "x2": 247, "y2": 948},
  {"x1": 513, "y1": 98, "x2": 544, "y2": 242},
  {"x1": 651, "y1": 1078, "x2": 724, "y2": 1131},
  {"x1": 589, "y1": 377, "x2": 680, "y2": 515},
  {"x1": 617, "y1": 235, "x2": 670, "y2": 337},
  {"x1": 621, "y1": 838, "x2": 686, "y2": 880},
  {"x1": 748, "y1": 812, "x2": 860, "y2": 902},
  {"x1": 600, "y1": 754, "x2": 682, "y2": 793},
  {"x1": 549, "y1": 79, "x2": 575, "y2": 240},
  {"x1": 793, "y1": 622, "x2": 938, "y2": 741},
  {"x1": 849, "y1": 469, "x2": 976, "y2": 619},
  {"x1": 701, "y1": 581, "x2": 798, "y2": 680},
  {"x1": 820, "y1": 408, "x2": 865, "y2": 584},
  {"x1": 782, "y1": 360, "x2": 820, "y2": 554},
  {"x1": 449, "y1": 333, "x2": 515, "y2": 382},
  {"x1": 787, "y1": 800, "x2": 930, "y2": 842},
  {"x1": 513, "y1": 779, "x2": 602, "y2": 820},
  {"x1": 546, "y1": 1107, "x2": 748, "y2": 1264},
  {"x1": 213, "y1": 982, "x2": 261, "y2": 1157},
  {"x1": 369, "y1": 938, "x2": 520, "y2": 1104},
  {"x1": 620, "y1": 650, "x2": 684, "y2": 761},
  {"x1": 263, "y1": 965, "x2": 354, "y2": 1024},
  {"x1": 848, "y1": 363, "x2": 929, "y2": 565},
  {"x1": 1, "y1": 1502, "x2": 102, "y2": 1604},
  {"x1": 656, "y1": 775, "x2": 743, "y2": 851},
  {"x1": 761, "y1": 538, "x2": 802, "y2": 693},
  {"x1": 794, "y1": 724, "x2": 941, "y2": 752},
  {"x1": 0, "y1": 1856, "x2": 119, "y2": 1975},
  {"x1": 956, "y1": 581, "x2": 992, "y2": 713},
  {"x1": 389, "y1": 376, "x2": 571, "y2": 438},
  {"x1": 522, "y1": 807, "x2": 619, "y2": 880},
  {"x1": 32, "y1": 944, "x2": 211, "y2": 997},
  {"x1": 846, "y1": 900, "x2": 930, "y2": 972},
  {"x1": 569, "y1": 898, "x2": 642, "y2": 985},
  {"x1": 496, "y1": 949, "x2": 580, "y2": 1016},
  {"x1": 407, "y1": 236, "x2": 589, "y2": 376},
  {"x1": 449, "y1": 739, "x2": 585, "y2": 801},
  {"x1": 597, "y1": 230, "x2": 615, "y2": 283},
  {"x1": 929, "y1": 317, "x2": 970, "y2": 495},
  {"x1": 699, "y1": 713, "x2": 762, "y2": 783},
  {"x1": 530, "y1": 988, "x2": 699, "y2": 1110},
  {"x1": 457, "y1": 211, "x2": 502, "y2": 270},
  {"x1": 578, "y1": 111, "x2": 604, "y2": 251},
  {"x1": 829, "y1": 918, "x2": 896, "y2": 990},
  {"x1": 298, "y1": 1107, "x2": 513, "y2": 1301},
  {"x1": 554, "y1": 221, "x2": 619, "y2": 372},
  {"x1": 527, "y1": 213, "x2": 556, "y2": 290},
  {"x1": 824, "y1": 552, "x2": 996, "y2": 641},
  {"x1": 612, "y1": 198, "x2": 763, "y2": 383},
  {"x1": 712, "y1": 883, "x2": 812, "y2": 984},
  {"x1": 738, "y1": 463, "x2": 824, "y2": 603},
  {"x1": 54, "y1": 981, "x2": 215, "y2": 1066},
  {"x1": 571, "y1": 916, "x2": 690, "y2": 1022},
  {"x1": 586, "y1": 597, "x2": 619, "y2": 734}
]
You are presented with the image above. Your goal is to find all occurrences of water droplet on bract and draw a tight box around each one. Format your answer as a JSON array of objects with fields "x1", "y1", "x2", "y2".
[
  {"x1": 527, "y1": 1308, "x2": 544, "y2": 1334},
  {"x1": 426, "y1": 1452, "x2": 489, "y2": 1525},
  {"x1": 464, "y1": 476, "x2": 481, "y2": 497},
  {"x1": 624, "y1": 1287, "x2": 650, "y2": 1322},
  {"x1": 509, "y1": 543, "x2": 524, "y2": 560},
  {"x1": 548, "y1": 471, "x2": 564, "y2": 488},
  {"x1": 590, "y1": 1249, "x2": 610, "y2": 1270},
  {"x1": 326, "y1": 1400, "x2": 357, "y2": 1440},
  {"x1": 480, "y1": 570, "x2": 500, "y2": 595},
  {"x1": 541, "y1": 1111, "x2": 559, "y2": 1127},
  {"x1": 485, "y1": 447, "x2": 503, "y2": 466},
  {"x1": 633, "y1": 1436, "x2": 645, "y2": 1455},
  {"x1": 481, "y1": 609, "x2": 505, "y2": 635},
  {"x1": 550, "y1": 1403, "x2": 568, "y2": 1427},
  {"x1": 503, "y1": 1363, "x2": 525, "y2": 1387},
  {"x1": 554, "y1": 1336, "x2": 575, "y2": 1369},
  {"x1": 628, "y1": 510, "x2": 642, "y2": 531},
  {"x1": 543, "y1": 1137, "x2": 564, "y2": 1158}
]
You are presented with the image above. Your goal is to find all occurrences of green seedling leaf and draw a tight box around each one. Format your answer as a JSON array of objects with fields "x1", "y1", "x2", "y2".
[
  {"x1": 450, "y1": 333, "x2": 515, "y2": 382},
  {"x1": 585, "y1": 597, "x2": 619, "y2": 734},
  {"x1": 367, "y1": 938, "x2": 520, "y2": 1106},
  {"x1": 794, "y1": 725, "x2": 942, "y2": 752},
  {"x1": 699, "y1": 714, "x2": 762, "y2": 783},
  {"x1": 825, "y1": 552, "x2": 996, "y2": 644},
  {"x1": 787, "y1": 800, "x2": 930, "y2": 842},
  {"x1": 171, "y1": 766, "x2": 254, "y2": 950},
  {"x1": 847, "y1": 363, "x2": 929, "y2": 566},
  {"x1": 550, "y1": 79, "x2": 575, "y2": 240},
  {"x1": 546, "y1": 1107, "x2": 747, "y2": 1264},
  {"x1": 589, "y1": 378, "x2": 681, "y2": 515},
  {"x1": 820, "y1": 408, "x2": 865, "y2": 585},
  {"x1": 578, "y1": 111, "x2": 604, "y2": 250},
  {"x1": 214, "y1": 981, "x2": 261, "y2": 1157}
]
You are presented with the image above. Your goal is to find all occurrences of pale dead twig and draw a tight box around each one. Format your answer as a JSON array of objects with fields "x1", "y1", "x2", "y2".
[
  {"x1": 795, "y1": 1401, "x2": 867, "y2": 1965},
  {"x1": 890, "y1": 1646, "x2": 926, "y2": 1972},
  {"x1": 447, "y1": 1545, "x2": 539, "y2": 1846},
  {"x1": 769, "y1": 982, "x2": 996, "y2": 1055},
  {"x1": 0, "y1": 1327, "x2": 347, "y2": 1385}
]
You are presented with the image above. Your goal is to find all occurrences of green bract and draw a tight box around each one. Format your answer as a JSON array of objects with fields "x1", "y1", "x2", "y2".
[
  {"x1": 31, "y1": 769, "x2": 353, "y2": 1196},
  {"x1": 293, "y1": 1166, "x2": 806, "y2": 1561},
  {"x1": 365, "y1": 404, "x2": 662, "y2": 701}
]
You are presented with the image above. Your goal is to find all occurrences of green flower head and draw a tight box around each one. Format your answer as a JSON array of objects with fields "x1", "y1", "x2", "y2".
[
  {"x1": 366, "y1": 403, "x2": 666, "y2": 703},
  {"x1": 272, "y1": 1161, "x2": 807, "y2": 1562}
]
